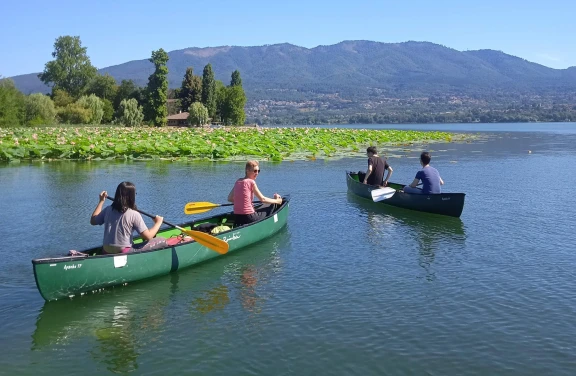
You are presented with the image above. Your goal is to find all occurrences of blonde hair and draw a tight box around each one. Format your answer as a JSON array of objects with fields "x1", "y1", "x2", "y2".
[{"x1": 245, "y1": 160, "x2": 259, "y2": 172}]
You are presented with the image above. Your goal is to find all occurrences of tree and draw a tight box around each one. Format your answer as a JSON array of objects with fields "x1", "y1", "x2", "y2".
[
  {"x1": 101, "y1": 99, "x2": 114, "y2": 123},
  {"x1": 0, "y1": 77, "x2": 25, "y2": 127},
  {"x1": 215, "y1": 80, "x2": 226, "y2": 123},
  {"x1": 86, "y1": 73, "x2": 117, "y2": 100},
  {"x1": 76, "y1": 94, "x2": 104, "y2": 124},
  {"x1": 230, "y1": 70, "x2": 242, "y2": 87},
  {"x1": 117, "y1": 98, "x2": 144, "y2": 127},
  {"x1": 144, "y1": 49, "x2": 169, "y2": 126},
  {"x1": 25, "y1": 93, "x2": 57, "y2": 125},
  {"x1": 57, "y1": 104, "x2": 91, "y2": 124},
  {"x1": 38, "y1": 36, "x2": 98, "y2": 98},
  {"x1": 221, "y1": 86, "x2": 247, "y2": 125},
  {"x1": 201, "y1": 64, "x2": 217, "y2": 119},
  {"x1": 179, "y1": 67, "x2": 203, "y2": 112},
  {"x1": 187, "y1": 102, "x2": 209, "y2": 126},
  {"x1": 52, "y1": 88, "x2": 74, "y2": 107},
  {"x1": 114, "y1": 79, "x2": 141, "y2": 109}
]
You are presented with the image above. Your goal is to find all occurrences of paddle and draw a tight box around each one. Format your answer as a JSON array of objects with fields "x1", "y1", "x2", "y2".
[
  {"x1": 184, "y1": 201, "x2": 259, "y2": 215},
  {"x1": 371, "y1": 187, "x2": 397, "y2": 202},
  {"x1": 371, "y1": 183, "x2": 422, "y2": 202},
  {"x1": 106, "y1": 197, "x2": 229, "y2": 255}
]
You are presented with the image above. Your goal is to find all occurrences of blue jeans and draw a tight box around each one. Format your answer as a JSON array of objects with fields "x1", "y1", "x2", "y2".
[{"x1": 403, "y1": 186, "x2": 424, "y2": 194}]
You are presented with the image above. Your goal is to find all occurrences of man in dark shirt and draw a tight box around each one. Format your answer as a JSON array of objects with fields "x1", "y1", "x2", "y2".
[
  {"x1": 403, "y1": 152, "x2": 444, "y2": 194},
  {"x1": 363, "y1": 146, "x2": 393, "y2": 186}
]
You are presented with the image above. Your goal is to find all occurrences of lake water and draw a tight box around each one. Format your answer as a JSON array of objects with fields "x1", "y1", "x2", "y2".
[{"x1": 1, "y1": 123, "x2": 575, "y2": 375}]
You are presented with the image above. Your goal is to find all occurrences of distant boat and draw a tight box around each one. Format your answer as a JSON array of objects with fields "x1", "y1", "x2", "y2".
[{"x1": 346, "y1": 172, "x2": 465, "y2": 217}]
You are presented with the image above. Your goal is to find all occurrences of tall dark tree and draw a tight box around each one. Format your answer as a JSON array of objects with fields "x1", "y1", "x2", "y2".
[
  {"x1": 179, "y1": 67, "x2": 203, "y2": 112},
  {"x1": 201, "y1": 64, "x2": 217, "y2": 119},
  {"x1": 144, "y1": 49, "x2": 169, "y2": 126},
  {"x1": 221, "y1": 86, "x2": 247, "y2": 126},
  {"x1": 38, "y1": 36, "x2": 97, "y2": 98},
  {"x1": 230, "y1": 70, "x2": 242, "y2": 87}
]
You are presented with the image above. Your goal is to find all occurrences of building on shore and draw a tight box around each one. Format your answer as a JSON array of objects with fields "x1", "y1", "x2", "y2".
[{"x1": 167, "y1": 112, "x2": 190, "y2": 126}]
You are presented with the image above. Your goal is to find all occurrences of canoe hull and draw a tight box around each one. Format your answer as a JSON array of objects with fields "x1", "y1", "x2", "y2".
[
  {"x1": 346, "y1": 172, "x2": 465, "y2": 217},
  {"x1": 33, "y1": 197, "x2": 290, "y2": 301}
]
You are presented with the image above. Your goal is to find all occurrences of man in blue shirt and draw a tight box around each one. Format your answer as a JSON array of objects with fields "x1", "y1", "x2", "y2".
[{"x1": 403, "y1": 152, "x2": 444, "y2": 194}]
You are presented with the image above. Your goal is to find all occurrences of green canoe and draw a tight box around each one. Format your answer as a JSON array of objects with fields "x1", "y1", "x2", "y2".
[{"x1": 32, "y1": 196, "x2": 290, "y2": 301}]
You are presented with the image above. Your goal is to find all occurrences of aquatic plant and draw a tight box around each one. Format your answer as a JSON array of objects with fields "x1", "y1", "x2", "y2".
[{"x1": 0, "y1": 126, "x2": 472, "y2": 162}]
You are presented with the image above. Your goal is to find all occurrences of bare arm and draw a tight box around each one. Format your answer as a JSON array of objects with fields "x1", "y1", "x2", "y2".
[
  {"x1": 440, "y1": 177, "x2": 445, "y2": 185},
  {"x1": 227, "y1": 186, "x2": 235, "y2": 203},
  {"x1": 383, "y1": 166, "x2": 393, "y2": 186},
  {"x1": 363, "y1": 165, "x2": 373, "y2": 184},
  {"x1": 253, "y1": 183, "x2": 282, "y2": 205},
  {"x1": 90, "y1": 191, "x2": 107, "y2": 225},
  {"x1": 409, "y1": 178, "x2": 420, "y2": 188},
  {"x1": 140, "y1": 215, "x2": 164, "y2": 241}
]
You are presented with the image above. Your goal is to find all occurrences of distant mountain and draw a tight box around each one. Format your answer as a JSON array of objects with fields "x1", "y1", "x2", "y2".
[{"x1": 10, "y1": 40, "x2": 576, "y2": 97}]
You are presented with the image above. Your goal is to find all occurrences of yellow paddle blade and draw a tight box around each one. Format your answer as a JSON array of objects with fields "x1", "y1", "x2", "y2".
[
  {"x1": 181, "y1": 228, "x2": 229, "y2": 255},
  {"x1": 184, "y1": 202, "x2": 221, "y2": 215}
]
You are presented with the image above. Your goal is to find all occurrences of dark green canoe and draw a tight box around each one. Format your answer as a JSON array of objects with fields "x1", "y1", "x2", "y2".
[
  {"x1": 346, "y1": 171, "x2": 465, "y2": 217},
  {"x1": 32, "y1": 196, "x2": 290, "y2": 301}
]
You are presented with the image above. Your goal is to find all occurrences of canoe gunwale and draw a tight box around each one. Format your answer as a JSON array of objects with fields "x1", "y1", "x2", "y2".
[{"x1": 32, "y1": 195, "x2": 291, "y2": 265}]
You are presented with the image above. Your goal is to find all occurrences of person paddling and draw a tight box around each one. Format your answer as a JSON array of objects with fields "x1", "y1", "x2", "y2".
[
  {"x1": 403, "y1": 152, "x2": 444, "y2": 194},
  {"x1": 362, "y1": 146, "x2": 393, "y2": 186},
  {"x1": 227, "y1": 160, "x2": 282, "y2": 226},
  {"x1": 90, "y1": 181, "x2": 165, "y2": 254}
]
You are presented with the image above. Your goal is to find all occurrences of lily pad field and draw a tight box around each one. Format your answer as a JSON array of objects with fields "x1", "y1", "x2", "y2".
[{"x1": 0, "y1": 126, "x2": 471, "y2": 162}]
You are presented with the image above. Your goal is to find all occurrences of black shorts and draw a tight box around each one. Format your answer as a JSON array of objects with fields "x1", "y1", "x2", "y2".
[{"x1": 234, "y1": 211, "x2": 267, "y2": 226}]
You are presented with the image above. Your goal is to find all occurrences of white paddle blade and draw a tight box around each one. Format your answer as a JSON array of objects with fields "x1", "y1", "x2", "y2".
[{"x1": 371, "y1": 187, "x2": 397, "y2": 202}]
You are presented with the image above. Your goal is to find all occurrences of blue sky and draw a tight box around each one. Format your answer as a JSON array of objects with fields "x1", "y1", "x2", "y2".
[{"x1": 1, "y1": 0, "x2": 573, "y2": 77}]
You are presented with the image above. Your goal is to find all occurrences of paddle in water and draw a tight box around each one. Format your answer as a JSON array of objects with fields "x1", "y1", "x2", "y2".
[
  {"x1": 184, "y1": 201, "x2": 259, "y2": 215},
  {"x1": 106, "y1": 197, "x2": 229, "y2": 254}
]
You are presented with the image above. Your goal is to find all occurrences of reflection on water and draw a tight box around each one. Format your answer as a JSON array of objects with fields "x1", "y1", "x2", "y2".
[
  {"x1": 32, "y1": 228, "x2": 290, "y2": 372},
  {"x1": 91, "y1": 305, "x2": 140, "y2": 374},
  {"x1": 347, "y1": 193, "x2": 466, "y2": 280},
  {"x1": 191, "y1": 285, "x2": 230, "y2": 315}
]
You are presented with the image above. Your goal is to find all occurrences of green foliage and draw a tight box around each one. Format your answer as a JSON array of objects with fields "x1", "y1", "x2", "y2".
[
  {"x1": 101, "y1": 99, "x2": 114, "y2": 123},
  {"x1": 38, "y1": 36, "x2": 98, "y2": 98},
  {"x1": 214, "y1": 80, "x2": 226, "y2": 123},
  {"x1": 52, "y1": 89, "x2": 74, "y2": 107},
  {"x1": 76, "y1": 94, "x2": 104, "y2": 124},
  {"x1": 86, "y1": 74, "x2": 118, "y2": 100},
  {"x1": 0, "y1": 126, "x2": 470, "y2": 162},
  {"x1": 117, "y1": 98, "x2": 144, "y2": 127},
  {"x1": 187, "y1": 102, "x2": 209, "y2": 126},
  {"x1": 144, "y1": 49, "x2": 169, "y2": 126},
  {"x1": 0, "y1": 78, "x2": 25, "y2": 127},
  {"x1": 179, "y1": 67, "x2": 203, "y2": 113},
  {"x1": 25, "y1": 93, "x2": 56, "y2": 125},
  {"x1": 201, "y1": 64, "x2": 217, "y2": 119},
  {"x1": 57, "y1": 103, "x2": 92, "y2": 124},
  {"x1": 230, "y1": 70, "x2": 242, "y2": 87},
  {"x1": 114, "y1": 80, "x2": 142, "y2": 110},
  {"x1": 221, "y1": 86, "x2": 247, "y2": 125}
]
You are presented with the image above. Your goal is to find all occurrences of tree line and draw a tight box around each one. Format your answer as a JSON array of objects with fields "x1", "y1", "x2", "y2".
[{"x1": 0, "y1": 36, "x2": 247, "y2": 127}]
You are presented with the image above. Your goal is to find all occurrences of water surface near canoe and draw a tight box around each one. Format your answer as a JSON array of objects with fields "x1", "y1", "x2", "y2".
[{"x1": 1, "y1": 123, "x2": 575, "y2": 375}]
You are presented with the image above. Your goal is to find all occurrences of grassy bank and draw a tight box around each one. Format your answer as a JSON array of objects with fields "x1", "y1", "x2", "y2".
[{"x1": 0, "y1": 126, "x2": 473, "y2": 162}]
